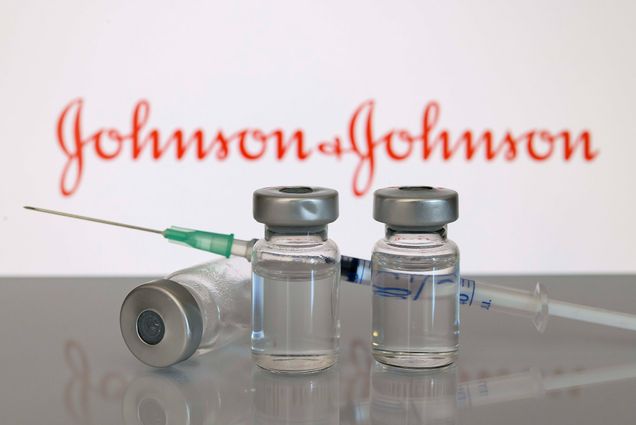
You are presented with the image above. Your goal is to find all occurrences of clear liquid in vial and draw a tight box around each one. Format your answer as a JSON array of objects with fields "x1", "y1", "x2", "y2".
[
  {"x1": 252, "y1": 260, "x2": 340, "y2": 373},
  {"x1": 372, "y1": 252, "x2": 459, "y2": 368}
]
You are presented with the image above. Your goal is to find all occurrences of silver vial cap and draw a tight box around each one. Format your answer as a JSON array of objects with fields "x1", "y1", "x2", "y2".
[
  {"x1": 373, "y1": 186, "x2": 459, "y2": 230},
  {"x1": 253, "y1": 186, "x2": 339, "y2": 227},
  {"x1": 120, "y1": 279, "x2": 203, "y2": 368}
]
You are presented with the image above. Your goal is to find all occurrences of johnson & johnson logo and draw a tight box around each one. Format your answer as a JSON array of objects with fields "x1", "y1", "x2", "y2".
[{"x1": 56, "y1": 99, "x2": 598, "y2": 197}]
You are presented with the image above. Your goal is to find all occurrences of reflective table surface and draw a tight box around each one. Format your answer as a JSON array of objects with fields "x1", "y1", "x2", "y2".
[{"x1": 1, "y1": 275, "x2": 635, "y2": 424}]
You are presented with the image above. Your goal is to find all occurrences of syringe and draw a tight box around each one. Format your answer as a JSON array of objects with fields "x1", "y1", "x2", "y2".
[{"x1": 25, "y1": 206, "x2": 636, "y2": 333}]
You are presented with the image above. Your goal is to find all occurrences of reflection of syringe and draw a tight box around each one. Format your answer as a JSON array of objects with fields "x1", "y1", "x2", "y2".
[
  {"x1": 456, "y1": 363, "x2": 636, "y2": 408},
  {"x1": 361, "y1": 361, "x2": 636, "y2": 425},
  {"x1": 25, "y1": 206, "x2": 636, "y2": 333}
]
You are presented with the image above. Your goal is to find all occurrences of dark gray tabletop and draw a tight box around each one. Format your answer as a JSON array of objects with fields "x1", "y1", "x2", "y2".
[{"x1": 1, "y1": 275, "x2": 635, "y2": 424}]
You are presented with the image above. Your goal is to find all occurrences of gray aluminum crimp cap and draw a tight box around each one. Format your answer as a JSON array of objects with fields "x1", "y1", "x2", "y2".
[
  {"x1": 373, "y1": 186, "x2": 459, "y2": 230},
  {"x1": 120, "y1": 279, "x2": 203, "y2": 368},
  {"x1": 253, "y1": 186, "x2": 339, "y2": 228}
]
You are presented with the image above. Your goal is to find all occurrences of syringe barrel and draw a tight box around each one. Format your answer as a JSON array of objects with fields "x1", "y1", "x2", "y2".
[
  {"x1": 340, "y1": 255, "x2": 550, "y2": 329},
  {"x1": 461, "y1": 279, "x2": 549, "y2": 332},
  {"x1": 339, "y1": 256, "x2": 549, "y2": 330},
  {"x1": 340, "y1": 256, "x2": 543, "y2": 316}
]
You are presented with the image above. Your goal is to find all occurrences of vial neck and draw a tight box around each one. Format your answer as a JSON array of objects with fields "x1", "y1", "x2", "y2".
[
  {"x1": 385, "y1": 226, "x2": 447, "y2": 245},
  {"x1": 264, "y1": 225, "x2": 327, "y2": 243}
]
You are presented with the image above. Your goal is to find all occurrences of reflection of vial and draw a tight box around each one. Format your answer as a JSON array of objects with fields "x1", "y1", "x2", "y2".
[
  {"x1": 370, "y1": 362, "x2": 457, "y2": 425},
  {"x1": 120, "y1": 257, "x2": 251, "y2": 367},
  {"x1": 251, "y1": 186, "x2": 341, "y2": 373},
  {"x1": 371, "y1": 186, "x2": 460, "y2": 368},
  {"x1": 253, "y1": 365, "x2": 339, "y2": 425},
  {"x1": 122, "y1": 346, "x2": 254, "y2": 425}
]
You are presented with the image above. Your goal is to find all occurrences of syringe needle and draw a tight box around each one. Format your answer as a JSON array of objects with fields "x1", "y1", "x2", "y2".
[
  {"x1": 23, "y1": 206, "x2": 164, "y2": 234},
  {"x1": 23, "y1": 206, "x2": 244, "y2": 258}
]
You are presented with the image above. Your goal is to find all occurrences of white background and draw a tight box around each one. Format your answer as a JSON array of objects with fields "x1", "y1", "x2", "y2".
[{"x1": 1, "y1": 0, "x2": 635, "y2": 275}]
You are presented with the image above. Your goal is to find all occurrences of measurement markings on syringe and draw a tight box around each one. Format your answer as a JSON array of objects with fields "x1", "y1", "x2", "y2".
[
  {"x1": 372, "y1": 271, "x2": 456, "y2": 301},
  {"x1": 460, "y1": 278, "x2": 477, "y2": 306},
  {"x1": 460, "y1": 278, "x2": 492, "y2": 310},
  {"x1": 371, "y1": 273, "x2": 494, "y2": 312}
]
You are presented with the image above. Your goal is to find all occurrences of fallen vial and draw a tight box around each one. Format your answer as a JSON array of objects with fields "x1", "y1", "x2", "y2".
[
  {"x1": 371, "y1": 186, "x2": 460, "y2": 368},
  {"x1": 251, "y1": 186, "x2": 341, "y2": 373},
  {"x1": 120, "y1": 256, "x2": 251, "y2": 367}
]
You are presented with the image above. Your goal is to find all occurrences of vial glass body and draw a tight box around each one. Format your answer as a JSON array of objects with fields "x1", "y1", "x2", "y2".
[
  {"x1": 251, "y1": 227, "x2": 341, "y2": 373},
  {"x1": 371, "y1": 227, "x2": 459, "y2": 368},
  {"x1": 168, "y1": 256, "x2": 252, "y2": 356}
]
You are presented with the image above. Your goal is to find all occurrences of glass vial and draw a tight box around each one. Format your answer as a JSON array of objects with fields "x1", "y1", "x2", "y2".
[
  {"x1": 251, "y1": 186, "x2": 341, "y2": 373},
  {"x1": 120, "y1": 256, "x2": 252, "y2": 367},
  {"x1": 371, "y1": 186, "x2": 460, "y2": 368}
]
